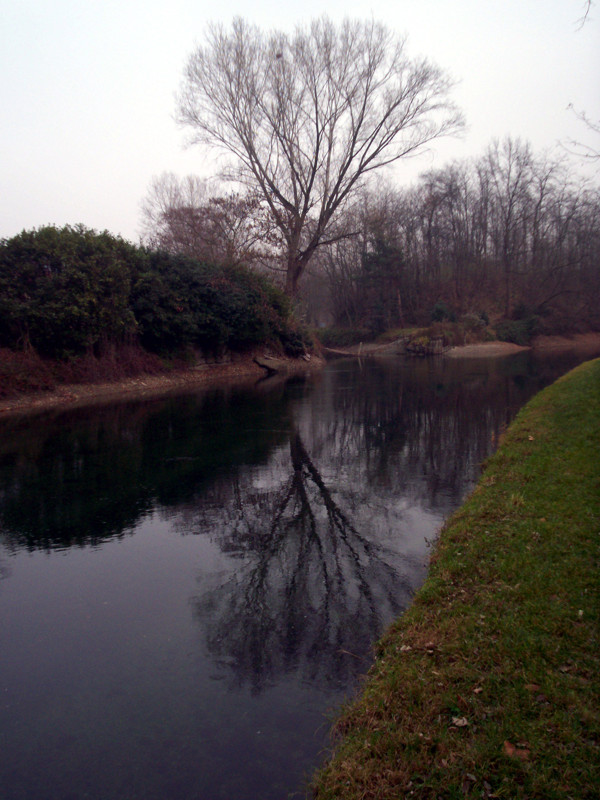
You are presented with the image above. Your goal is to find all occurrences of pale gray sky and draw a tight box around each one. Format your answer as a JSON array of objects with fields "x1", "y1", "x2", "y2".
[{"x1": 1, "y1": 0, "x2": 598, "y2": 243}]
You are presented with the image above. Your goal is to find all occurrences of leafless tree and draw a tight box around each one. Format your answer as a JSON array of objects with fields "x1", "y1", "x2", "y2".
[
  {"x1": 140, "y1": 172, "x2": 209, "y2": 251},
  {"x1": 139, "y1": 172, "x2": 278, "y2": 268},
  {"x1": 564, "y1": 106, "x2": 600, "y2": 163},
  {"x1": 576, "y1": 0, "x2": 594, "y2": 29},
  {"x1": 176, "y1": 16, "x2": 463, "y2": 296},
  {"x1": 312, "y1": 135, "x2": 600, "y2": 330}
]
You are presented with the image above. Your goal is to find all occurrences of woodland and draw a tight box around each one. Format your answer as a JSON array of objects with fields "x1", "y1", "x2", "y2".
[
  {"x1": 141, "y1": 137, "x2": 600, "y2": 344},
  {"x1": 1, "y1": 18, "x2": 598, "y2": 392}
]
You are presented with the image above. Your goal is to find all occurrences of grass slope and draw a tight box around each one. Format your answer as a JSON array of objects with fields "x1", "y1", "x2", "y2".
[{"x1": 313, "y1": 358, "x2": 600, "y2": 799}]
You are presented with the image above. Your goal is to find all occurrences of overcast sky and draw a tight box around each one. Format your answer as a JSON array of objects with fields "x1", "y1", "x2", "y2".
[{"x1": 1, "y1": 0, "x2": 598, "y2": 243}]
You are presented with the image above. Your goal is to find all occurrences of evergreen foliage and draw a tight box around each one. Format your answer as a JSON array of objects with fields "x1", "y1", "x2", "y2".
[
  {"x1": 0, "y1": 225, "x2": 139, "y2": 358},
  {"x1": 0, "y1": 225, "x2": 305, "y2": 362}
]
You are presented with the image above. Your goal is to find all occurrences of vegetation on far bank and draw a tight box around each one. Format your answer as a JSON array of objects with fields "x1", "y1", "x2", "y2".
[
  {"x1": 144, "y1": 142, "x2": 600, "y2": 339},
  {"x1": 0, "y1": 225, "x2": 311, "y2": 397},
  {"x1": 316, "y1": 311, "x2": 533, "y2": 352},
  {"x1": 313, "y1": 358, "x2": 600, "y2": 799}
]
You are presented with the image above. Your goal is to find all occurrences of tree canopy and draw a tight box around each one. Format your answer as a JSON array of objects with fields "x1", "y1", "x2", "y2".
[{"x1": 177, "y1": 16, "x2": 463, "y2": 295}]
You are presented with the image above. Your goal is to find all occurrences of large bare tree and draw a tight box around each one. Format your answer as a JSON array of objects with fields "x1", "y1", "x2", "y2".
[{"x1": 176, "y1": 16, "x2": 463, "y2": 295}]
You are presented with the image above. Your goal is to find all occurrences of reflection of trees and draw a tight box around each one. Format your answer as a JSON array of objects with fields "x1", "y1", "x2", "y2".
[
  {"x1": 302, "y1": 355, "x2": 554, "y2": 514},
  {"x1": 187, "y1": 354, "x2": 570, "y2": 692},
  {"x1": 0, "y1": 385, "x2": 295, "y2": 551},
  {"x1": 0, "y1": 351, "x2": 576, "y2": 695},
  {"x1": 189, "y1": 431, "x2": 418, "y2": 693}
]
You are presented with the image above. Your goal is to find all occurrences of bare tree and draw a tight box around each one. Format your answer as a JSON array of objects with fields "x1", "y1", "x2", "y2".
[
  {"x1": 576, "y1": 0, "x2": 594, "y2": 29},
  {"x1": 564, "y1": 106, "x2": 600, "y2": 163},
  {"x1": 140, "y1": 172, "x2": 209, "y2": 252},
  {"x1": 176, "y1": 17, "x2": 463, "y2": 295},
  {"x1": 139, "y1": 172, "x2": 277, "y2": 268}
]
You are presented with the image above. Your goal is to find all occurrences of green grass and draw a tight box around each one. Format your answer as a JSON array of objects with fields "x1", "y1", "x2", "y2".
[{"x1": 313, "y1": 358, "x2": 600, "y2": 799}]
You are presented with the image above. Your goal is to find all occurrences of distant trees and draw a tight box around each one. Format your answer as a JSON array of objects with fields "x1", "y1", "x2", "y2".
[
  {"x1": 176, "y1": 17, "x2": 462, "y2": 296},
  {"x1": 140, "y1": 173, "x2": 274, "y2": 269},
  {"x1": 314, "y1": 138, "x2": 600, "y2": 335},
  {"x1": 564, "y1": 107, "x2": 600, "y2": 163}
]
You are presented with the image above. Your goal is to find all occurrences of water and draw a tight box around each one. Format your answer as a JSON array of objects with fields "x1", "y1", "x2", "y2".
[{"x1": 0, "y1": 350, "x2": 596, "y2": 799}]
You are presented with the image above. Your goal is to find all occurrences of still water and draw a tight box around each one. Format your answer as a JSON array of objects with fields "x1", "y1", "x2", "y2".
[{"x1": 0, "y1": 350, "x2": 595, "y2": 799}]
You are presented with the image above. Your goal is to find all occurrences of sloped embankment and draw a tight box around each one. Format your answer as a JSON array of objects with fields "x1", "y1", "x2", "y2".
[{"x1": 314, "y1": 358, "x2": 600, "y2": 799}]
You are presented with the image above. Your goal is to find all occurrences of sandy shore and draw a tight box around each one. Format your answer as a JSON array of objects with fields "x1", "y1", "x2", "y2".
[
  {"x1": 445, "y1": 341, "x2": 527, "y2": 358},
  {"x1": 446, "y1": 332, "x2": 600, "y2": 359},
  {"x1": 325, "y1": 332, "x2": 600, "y2": 360}
]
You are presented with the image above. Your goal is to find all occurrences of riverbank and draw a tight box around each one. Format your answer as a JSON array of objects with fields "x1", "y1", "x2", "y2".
[
  {"x1": 313, "y1": 357, "x2": 599, "y2": 799},
  {"x1": 446, "y1": 331, "x2": 600, "y2": 359},
  {"x1": 0, "y1": 351, "x2": 325, "y2": 419},
  {"x1": 323, "y1": 331, "x2": 600, "y2": 360},
  {"x1": 2, "y1": 332, "x2": 599, "y2": 420}
]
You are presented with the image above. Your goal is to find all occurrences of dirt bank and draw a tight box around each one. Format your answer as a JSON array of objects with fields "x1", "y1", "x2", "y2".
[
  {"x1": 0, "y1": 353, "x2": 325, "y2": 420},
  {"x1": 3, "y1": 333, "x2": 598, "y2": 420},
  {"x1": 445, "y1": 341, "x2": 527, "y2": 358},
  {"x1": 531, "y1": 331, "x2": 600, "y2": 353},
  {"x1": 325, "y1": 333, "x2": 600, "y2": 360},
  {"x1": 446, "y1": 332, "x2": 600, "y2": 359}
]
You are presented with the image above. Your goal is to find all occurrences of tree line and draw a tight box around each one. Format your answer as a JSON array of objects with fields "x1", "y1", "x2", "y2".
[
  {"x1": 141, "y1": 137, "x2": 600, "y2": 341},
  {"x1": 3, "y1": 16, "x2": 597, "y2": 367},
  {"x1": 132, "y1": 14, "x2": 598, "y2": 341},
  {"x1": 162, "y1": 15, "x2": 598, "y2": 341},
  {"x1": 311, "y1": 137, "x2": 600, "y2": 337}
]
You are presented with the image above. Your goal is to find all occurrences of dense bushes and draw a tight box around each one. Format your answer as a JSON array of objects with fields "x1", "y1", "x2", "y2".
[
  {"x1": 0, "y1": 225, "x2": 307, "y2": 364},
  {"x1": 131, "y1": 252, "x2": 295, "y2": 355},
  {"x1": 495, "y1": 316, "x2": 539, "y2": 346},
  {"x1": 0, "y1": 225, "x2": 139, "y2": 358}
]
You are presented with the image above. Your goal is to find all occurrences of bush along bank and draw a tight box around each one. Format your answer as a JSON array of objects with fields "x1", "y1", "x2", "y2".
[
  {"x1": 0, "y1": 225, "x2": 312, "y2": 395},
  {"x1": 313, "y1": 358, "x2": 600, "y2": 799}
]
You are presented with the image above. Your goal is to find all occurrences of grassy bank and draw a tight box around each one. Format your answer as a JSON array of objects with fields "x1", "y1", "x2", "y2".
[{"x1": 313, "y1": 358, "x2": 600, "y2": 799}]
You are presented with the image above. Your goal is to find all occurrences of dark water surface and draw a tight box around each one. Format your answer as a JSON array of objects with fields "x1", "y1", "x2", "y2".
[{"x1": 0, "y1": 350, "x2": 596, "y2": 799}]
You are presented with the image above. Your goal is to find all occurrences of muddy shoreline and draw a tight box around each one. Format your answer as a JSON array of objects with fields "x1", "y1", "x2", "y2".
[
  {"x1": 1, "y1": 333, "x2": 598, "y2": 420},
  {"x1": 323, "y1": 331, "x2": 600, "y2": 360},
  {"x1": 0, "y1": 354, "x2": 325, "y2": 420}
]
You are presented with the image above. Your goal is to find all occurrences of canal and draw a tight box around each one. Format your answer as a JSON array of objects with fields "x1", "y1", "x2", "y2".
[{"x1": 0, "y1": 350, "x2": 594, "y2": 799}]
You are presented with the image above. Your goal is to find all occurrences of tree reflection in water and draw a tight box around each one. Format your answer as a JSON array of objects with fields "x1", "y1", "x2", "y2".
[
  {"x1": 0, "y1": 354, "x2": 579, "y2": 695},
  {"x1": 181, "y1": 356, "x2": 558, "y2": 693},
  {"x1": 2, "y1": 352, "x2": 599, "y2": 800},
  {"x1": 184, "y1": 429, "x2": 419, "y2": 693}
]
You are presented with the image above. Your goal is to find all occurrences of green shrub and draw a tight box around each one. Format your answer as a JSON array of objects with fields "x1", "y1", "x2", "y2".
[
  {"x1": 431, "y1": 300, "x2": 456, "y2": 323},
  {"x1": 426, "y1": 321, "x2": 466, "y2": 347},
  {"x1": 277, "y1": 324, "x2": 312, "y2": 357},
  {"x1": 1, "y1": 226, "x2": 306, "y2": 364},
  {"x1": 0, "y1": 225, "x2": 140, "y2": 358},
  {"x1": 131, "y1": 252, "x2": 301, "y2": 356},
  {"x1": 460, "y1": 312, "x2": 486, "y2": 332},
  {"x1": 495, "y1": 316, "x2": 539, "y2": 345}
]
